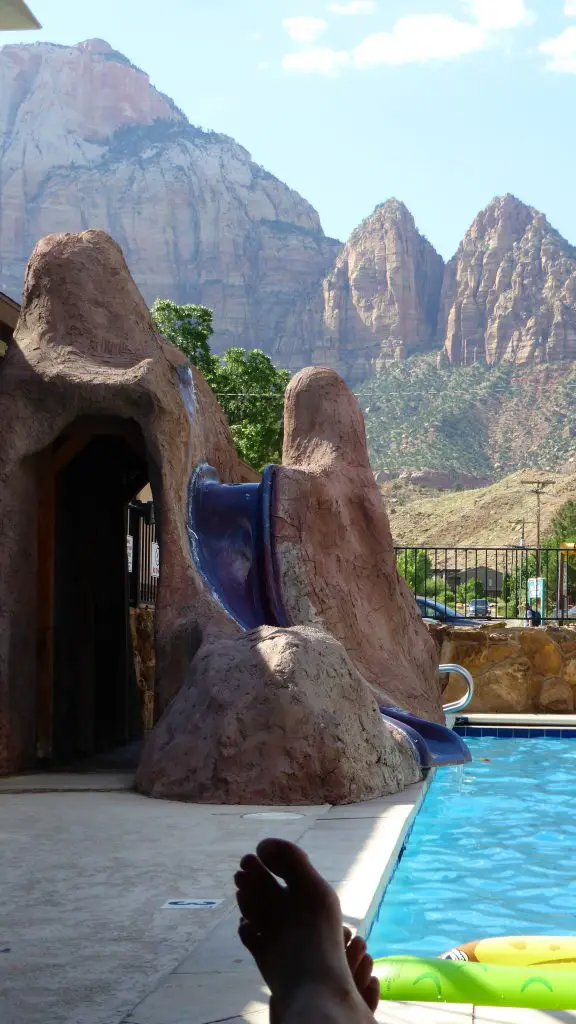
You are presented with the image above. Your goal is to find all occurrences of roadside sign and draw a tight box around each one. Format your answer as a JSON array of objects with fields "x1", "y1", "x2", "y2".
[
  {"x1": 527, "y1": 576, "x2": 546, "y2": 611},
  {"x1": 151, "y1": 541, "x2": 160, "y2": 579},
  {"x1": 126, "y1": 535, "x2": 133, "y2": 573}
]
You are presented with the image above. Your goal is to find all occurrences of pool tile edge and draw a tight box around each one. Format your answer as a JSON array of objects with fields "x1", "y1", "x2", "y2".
[{"x1": 332, "y1": 776, "x2": 433, "y2": 939}]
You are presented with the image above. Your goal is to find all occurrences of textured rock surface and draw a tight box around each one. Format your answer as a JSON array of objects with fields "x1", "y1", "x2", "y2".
[
  {"x1": 0, "y1": 39, "x2": 340, "y2": 356},
  {"x1": 441, "y1": 194, "x2": 576, "y2": 365},
  {"x1": 439, "y1": 624, "x2": 576, "y2": 713},
  {"x1": 135, "y1": 625, "x2": 421, "y2": 804},
  {"x1": 0, "y1": 228, "x2": 245, "y2": 772},
  {"x1": 0, "y1": 229, "x2": 427, "y2": 802},
  {"x1": 281, "y1": 200, "x2": 444, "y2": 382},
  {"x1": 3, "y1": 39, "x2": 576, "y2": 378},
  {"x1": 130, "y1": 607, "x2": 156, "y2": 732},
  {"x1": 273, "y1": 366, "x2": 442, "y2": 722},
  {"x1": 539, "y1": 677, "x2": 574, "y2": 713}
]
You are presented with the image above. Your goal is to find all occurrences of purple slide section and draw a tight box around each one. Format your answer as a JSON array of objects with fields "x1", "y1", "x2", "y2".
[
  {"x1": 380, "y1": 706, "x2": 471, "y2": 768},
  {"x1": 187, "y1": 463, "x2": 470, "y2": 767}
]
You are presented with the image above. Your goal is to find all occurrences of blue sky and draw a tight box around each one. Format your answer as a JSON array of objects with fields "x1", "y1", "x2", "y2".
[{"x1": 4, "y1": 0, "x2": 576, "y2": 257}]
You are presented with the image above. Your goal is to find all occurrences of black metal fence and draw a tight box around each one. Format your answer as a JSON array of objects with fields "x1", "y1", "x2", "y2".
[
  {"x1": 122, "y1": 516, "x2": 576, "y2": 621},
  {"x1": 394, "y1": 546, "x2": 576, "y2": 622},
  {"x1": 127, "y1": 500, "x2": 159, "y2": 607}
]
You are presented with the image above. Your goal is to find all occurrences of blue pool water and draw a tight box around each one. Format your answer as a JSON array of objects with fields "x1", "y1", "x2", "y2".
[{"x1": 368, "y1": 735, "x2": 576, "y2": 959}]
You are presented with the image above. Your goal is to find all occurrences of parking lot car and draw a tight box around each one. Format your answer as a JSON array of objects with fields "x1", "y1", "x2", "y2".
[
  {"x1": 467, "y1": 598, "x2": 491, "y2": 618},
  {"x1": 415, "y1": 596, "x2": 483, "y2": 626}
]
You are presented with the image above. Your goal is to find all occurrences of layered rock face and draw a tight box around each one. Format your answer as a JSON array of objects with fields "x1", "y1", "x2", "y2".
[
  {"x1": 438, "y1": 625, "x2": 576, "y2": 714},
  {"x1": 279, "y1": 194, "x2": 576, "y2": 377},
  {"x1": 286, "y1": 200, "x2": 445, "y2": 382},
  {"x1": 440, "y1": 194, "x2": 576, "y2": 365},
  {"x1": 0, "y1": 39, "x2": 340, "y2": 356},
  {"x1": 3, "y1": 39, "x2": 576, "y2": 377}
]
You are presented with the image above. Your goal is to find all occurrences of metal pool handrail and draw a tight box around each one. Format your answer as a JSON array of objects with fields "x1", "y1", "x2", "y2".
[{"x1": 440, "y1": 663, "x2": 475, "y2": 713}]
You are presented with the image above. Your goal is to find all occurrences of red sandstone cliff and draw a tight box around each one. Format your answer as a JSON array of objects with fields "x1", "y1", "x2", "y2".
[
  {"x1": 2, "y1": 41, "x2": 576, "y2": 377},
  {"x1": 440, "y1": 194, "x2": 576, "y2": 365},
  {"x1": 0, "y1": 39, "x2": 341, "y2": 356}
]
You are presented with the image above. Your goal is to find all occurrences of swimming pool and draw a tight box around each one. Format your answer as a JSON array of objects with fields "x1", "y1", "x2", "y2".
[{"x1": 368, "y1": 734, "x2": 576, "y2": 960}]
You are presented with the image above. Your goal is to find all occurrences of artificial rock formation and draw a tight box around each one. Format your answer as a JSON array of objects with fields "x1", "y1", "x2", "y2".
[
  {"x1": 0, "y1": 228, "x2": 433, "y2": 802},
  {"x1": 272, "y1": 367, "x2": 443, "y2": 723},
  {"x1": 306, "y1": 200, "x2": 444, "y2": 382},
  {"x1": 0, "y1": 228, "x2": 243, "y2": 772},
  {"x1": 135, "y1": 624, "x2": 421, "y2": 803},
  {"x1": 440, "y1": 194, "x2": 576, "y2": 365},
  {"x1": 438, "y1": 624, "x2": 576, "y2": 714},
  {"x1": 0, "y1": 39, "x2": 340, "y2": 357}
]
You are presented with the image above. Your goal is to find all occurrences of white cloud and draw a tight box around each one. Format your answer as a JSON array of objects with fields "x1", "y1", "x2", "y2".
[
  {"x1": 328, "y1": 1, "x2": 376, "y2": 14},
  {"x1": 282, "y1": 16, "x2": 328, "y2": 44},
  {"x1": 565, "y1": 0, "x2": 576, "y2": 14},
  {"x1": 280, "y1": 0, "x2": 535, "y2": 77},
  {"x1": 281, "y1": 46, "x2": 350, "y2": 74},
  {"x1": 469, "y1": 0, "x2": 535, "y2": 30},
  {"x1": 353, "y1": 14, "x2": 486, "y2": 68},
  {"x1": 539, "y1": 25, "x2": 576, "y2": 72}
]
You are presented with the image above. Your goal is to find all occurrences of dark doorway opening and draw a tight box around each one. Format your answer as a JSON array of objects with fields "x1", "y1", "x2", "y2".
[{"x1": 39, "y1": 419, "x2": 151, "y2": 767}]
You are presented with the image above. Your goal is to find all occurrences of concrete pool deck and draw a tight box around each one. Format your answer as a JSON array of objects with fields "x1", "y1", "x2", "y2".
[{"x1": 1, "y1": 773, "x2": 574, "y2": 1024}]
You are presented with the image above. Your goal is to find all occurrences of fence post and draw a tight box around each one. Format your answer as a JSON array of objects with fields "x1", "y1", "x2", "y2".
[{"x1": 132, "y1": 504, "x2": 142, "y2": 608}]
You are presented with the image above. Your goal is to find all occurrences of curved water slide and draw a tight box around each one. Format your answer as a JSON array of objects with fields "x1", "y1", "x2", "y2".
[{"x1": 187, "y1": 464, "x2": 471, "y2": 769}]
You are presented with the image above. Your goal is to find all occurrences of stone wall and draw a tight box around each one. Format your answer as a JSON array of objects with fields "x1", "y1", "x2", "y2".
[
  {"x1": 130, "y1": 606, "x2": 155, "y2": 732},
  {"x1": 435, "y1": 624, "x2": 576, "y2": 714}
]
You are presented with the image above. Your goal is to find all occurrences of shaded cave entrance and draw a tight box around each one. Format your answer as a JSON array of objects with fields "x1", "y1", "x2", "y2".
[{"x1": 37, "y1": 417, "x2": 153, "y2": 768}]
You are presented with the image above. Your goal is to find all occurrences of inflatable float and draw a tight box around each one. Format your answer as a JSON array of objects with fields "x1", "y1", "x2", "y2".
[{"x1": 374, "y1": 937, "x2": 576, "y2": 1009}]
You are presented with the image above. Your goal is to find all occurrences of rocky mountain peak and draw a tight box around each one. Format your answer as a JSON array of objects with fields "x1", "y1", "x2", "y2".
[
  {"x1": 440, "y1": 194, "x2": 576, "y2": 365},
  {"x1": 314, "y1": 196, "x2": 444, "y2": 380},
  {"x1": 0, "y1": 39, "x2": 340, "y2": 358},
  {"x1": 76, "y1": 39, "x2": 117, "y2": 55}
]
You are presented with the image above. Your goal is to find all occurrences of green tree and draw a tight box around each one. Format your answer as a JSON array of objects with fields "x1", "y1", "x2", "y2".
[
  {"x1": 396, "y1": 549, "x2": 455, "y2": 606},
  {"x1": 548, "y1": 500, "x2": 576, "y2": 544},
  {"x1": 150, "y1": 300, "x2": 289, "y2": 469},
  {"x1": 150, "y1": 299, "x2": 217, "y2": 379},
  {"x1": 456, "y1": 578, "x2": 485, "y2": 607},
  {"x1": 213, "y1": 347, "x2": 290, "y2": 470},
  {"x1": 396, "y1": 549, "x2": 434, "y2": 594}
]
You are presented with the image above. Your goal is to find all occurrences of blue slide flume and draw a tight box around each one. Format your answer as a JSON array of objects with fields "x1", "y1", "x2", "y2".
[{"x1": 187, "y1": 463, "x2": 471, "y2": 768}]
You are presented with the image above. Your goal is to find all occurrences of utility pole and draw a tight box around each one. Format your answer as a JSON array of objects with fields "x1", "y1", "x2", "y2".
[{"x1": 520, "y1": 480, "x2": 555, "y2": 573}]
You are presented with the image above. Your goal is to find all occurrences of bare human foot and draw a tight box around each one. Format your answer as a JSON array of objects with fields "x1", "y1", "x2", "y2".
[
  {"x1": 343, "y1": 927, "x2": 380, "y2": 1014},
  {"x1": 235, "y1": 838, "x2": 378, "y2": 1024}
]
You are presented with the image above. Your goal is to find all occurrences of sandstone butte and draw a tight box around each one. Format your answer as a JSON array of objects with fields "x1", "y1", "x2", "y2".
[
  {"x1": 2, "y1": 40, "x2": 576, "y2": 379},
  {"x1": 0, "y1": 38, "x2": 341, "y2": 358}
]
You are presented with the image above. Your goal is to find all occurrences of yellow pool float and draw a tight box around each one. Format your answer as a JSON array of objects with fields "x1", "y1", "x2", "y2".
[
  {"x1": 374, "y1": 937, "x2": 576, "y2": 1009},
  {"x1": 440, "y1": 935, "x2": 576, "y2": 967}
]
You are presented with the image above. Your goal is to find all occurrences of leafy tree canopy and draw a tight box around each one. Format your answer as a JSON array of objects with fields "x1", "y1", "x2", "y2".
[
  {"x1": 547, "y1": 500, "x2": 576, "y2": 545},
  {"x1": 150, "y1": 299, "x2": 216, "y2": 379},
  {"x1": 150, "y1": 299, "x2": 289, "y2": 470},
  {"x1": 456, "y1": 578, "x2": 485, "y2": 606}
]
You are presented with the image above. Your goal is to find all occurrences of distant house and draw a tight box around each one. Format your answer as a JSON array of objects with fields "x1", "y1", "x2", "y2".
[
  {"x1": 442, "y1": 565, "x2": 504, "y2": 597},
  {"x1": 0, "y1": 291, "x2": 20, "y2": 357}
]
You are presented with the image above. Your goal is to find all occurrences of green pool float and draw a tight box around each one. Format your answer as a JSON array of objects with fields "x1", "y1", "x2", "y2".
[{"x1": 374, "y1": 956, "x2": 576, "y2": 1009}]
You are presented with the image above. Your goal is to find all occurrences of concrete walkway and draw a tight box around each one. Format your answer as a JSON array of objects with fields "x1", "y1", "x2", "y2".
[
  {"x1": 2, "y1": 774, "x2": 572, "y2": 1024},
  {"x1": 0, "y1": 774, "x2": 424, "y2": 1024}
]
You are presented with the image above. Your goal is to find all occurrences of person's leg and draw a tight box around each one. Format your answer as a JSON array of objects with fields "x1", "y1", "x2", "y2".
[{"x1": 235, "y1": 838, "x2": 378, "y2": 1024}]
